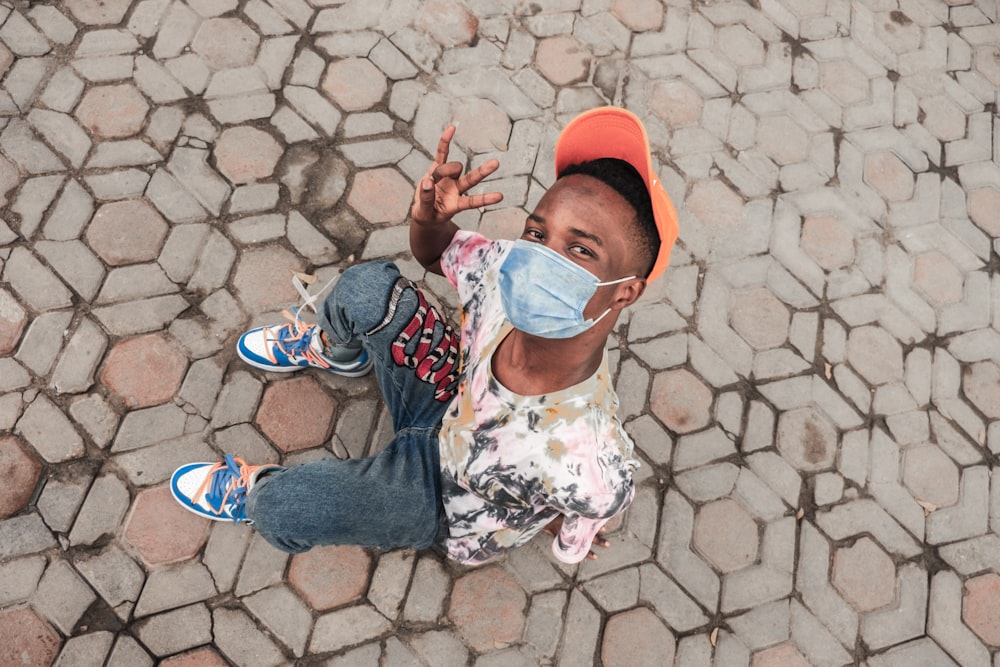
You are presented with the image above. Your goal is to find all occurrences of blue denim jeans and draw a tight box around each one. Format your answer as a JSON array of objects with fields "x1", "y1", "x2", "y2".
[{"x1": 246, "y1": 261, "x2": 460, "y2": 552}]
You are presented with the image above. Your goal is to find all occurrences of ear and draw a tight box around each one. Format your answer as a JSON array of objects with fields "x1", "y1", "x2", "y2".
[{"x1": 610, "y1": 278, "x2": 647, "y2": 310}]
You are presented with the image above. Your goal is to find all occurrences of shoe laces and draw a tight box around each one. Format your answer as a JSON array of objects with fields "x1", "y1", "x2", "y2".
[
  {"x1": 193, "y1": 454, "x2": 257, "y2": 523},
  {"x1": 266, "y1": 272, "x2": 343, "y2": 368}
]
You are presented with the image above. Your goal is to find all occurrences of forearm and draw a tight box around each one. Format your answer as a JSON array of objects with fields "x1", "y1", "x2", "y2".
[{"x1": 410, "y1": 218, "x2": 459, "y2": 275}]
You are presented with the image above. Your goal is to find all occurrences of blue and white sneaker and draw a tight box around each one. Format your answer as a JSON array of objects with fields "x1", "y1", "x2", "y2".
[
  {"x1": 237, "y1": 316, "x2": 372, "y2": 376},
  {"x1": 171, "y1": 454, "x2": 279, "y2": 523}
]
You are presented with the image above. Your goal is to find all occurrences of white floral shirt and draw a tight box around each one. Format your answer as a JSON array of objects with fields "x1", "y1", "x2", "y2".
[{"x1": 437, "y1": 231, "x2": 637, "y2": 564}]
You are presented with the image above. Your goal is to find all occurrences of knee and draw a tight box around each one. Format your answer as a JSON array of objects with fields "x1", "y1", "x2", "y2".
[{"x1": 334, "y1": 261, "x2": 400, "y2": 303}]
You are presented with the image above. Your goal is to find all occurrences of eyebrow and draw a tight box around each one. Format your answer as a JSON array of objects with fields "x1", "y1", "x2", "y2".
[{"x1": 527, "y1": 214, "x2": 604, "y2": 247}]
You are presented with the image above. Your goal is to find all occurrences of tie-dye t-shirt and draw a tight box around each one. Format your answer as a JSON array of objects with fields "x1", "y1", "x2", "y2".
[{"x1": 437, "y1": 230, "x2": 638, "y2": 565}]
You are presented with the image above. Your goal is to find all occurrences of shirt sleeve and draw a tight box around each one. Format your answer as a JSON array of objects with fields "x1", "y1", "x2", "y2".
[{"x1": 440, "y1": 230, "x2": 495, "y2": 289}]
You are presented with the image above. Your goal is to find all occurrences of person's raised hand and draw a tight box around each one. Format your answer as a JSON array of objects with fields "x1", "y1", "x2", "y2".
[{"x1": 411, "y1": 125, "x2": 503, "y2": 227}]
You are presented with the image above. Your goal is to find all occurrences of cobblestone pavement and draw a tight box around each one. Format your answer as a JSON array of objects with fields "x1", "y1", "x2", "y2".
[{"x1": 0, "y1": 0, "x2": 998, "y2": 665}]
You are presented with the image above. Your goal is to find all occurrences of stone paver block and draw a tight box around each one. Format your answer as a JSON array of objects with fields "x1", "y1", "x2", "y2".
[
  {"x1": 86, "y1": 199, "x2": 169, "y2": 266},
  {"x1": 347, "y1": 167, "x2": 413, "y2": 225},
  {"x1": 0, "y1": 608, "x2": 61, "y2": 667},
  {"x1": 289, "y1": 544, "x2": 372, "y2": 610},
  {"x1": 963, "y1": 573, "x2": 1000, "y2": 646},
  {"x1": 730, "y1": 287, "x2": 791, "y2": 349},
  {"x1": 832, "y1": 537, "x2": 896, "y2": 612},
  {"x1": 101, "y1": 333, "x2": 188, "y2": 408},
  {"x1": 416, "y1": 0, "x2": 478, "y2": 48},
  {"x1": 232, "y1": 245, "x2": 305, "y2": 314},
  {"x1": 757, "y1": 114, "x2": 809, "y2": 166},
  {"x1": 0, "y1": 288, "x2": 27, "y2": 355},
  {"x1": 692, "y1": 498, "x2": 759, "y2": 573},
  {"x1": 967, "y1": 187, "x2": 1000, "y2": 236},
  {"x1": 125, "y1": 486, "x2": 211, "y2": 565},
  {"x1": 65, "y1": 0, "x2": 130, "y2": 24},
  {"x1": 16, "y1": 393, "x2": 85, "y2": 463},
  {"x1": 75, "y1": 83, "x2": 149, "y2": 139},
  {"x1": 449, "y1": 567, "x2": 526, "y2": 653},
  {"x1": 602, "y1": 607, "x2": 675, "y2": 667},
  {"x1": 800, "y1": 214, "x2": 855, "y2": 271},
  {"x1": 213, "y1": 125, "x2": 282, "y2": 184},
  {"x1": 612, "y1": 0, "x2": 664, "y2": 32},
  {"x1": 847, "y1": 325, "x2": 904, "y2": 386},
  {"x1": 321, "y1": 58, "x2": 387, "y2": 111},
  {"x1": 820, "y1": 60, "x2": 870, "y2": 106},
  {"x1": 963, "y1": 361, "x2": 1000, "y2": 420},
  {"x1": 68, "y1": 473, "x2": 130, "y2": 546},
  {"x1": 902, "y1": 445, "x2": 960, "y2": 508},
  {"x1": 159, "y1": 646, "x2": 230, "y2": 667},
  {"x1": 256, "y1": 375, "x2": 337, "y2": 451},
  {"x1": 650, "y1": 369, "x2": 713, "y2": 434},
  {"x1": 33, "y1": 559, "x2": 97, "y2": 634},
  {"x1": 776, "y1": 407, "x2": 838, "y2": 472},
  {"x1": 687, "y1": 180, "x2": 745, "y2": 232},
  {"x1": 864, "y1": 151, "x2": 914, "y2": 202},
  {"x1": 751, "y1": 641, "x2": 811, "y2": 667},
  {"x1": 191, "y1": 18, "x2": 260, "y2": 70},
  {"x1": 651, "y1": 79, "x2": 703, "y2": 128},
  {"x1": 452, "y1": 98, "x2": 510, "y2": 153},
  {"x1": 912, "y1": 250, "x2": 964, "y2": 306},
  {"x1": 536, "y1": 35, "x2": 590, "y2": 86},
  {"x1": 0, "y1": 435, "x2": 41, "y2": 519}
]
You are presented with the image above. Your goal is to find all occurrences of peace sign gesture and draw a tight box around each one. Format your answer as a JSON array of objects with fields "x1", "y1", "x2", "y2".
[{"x1": 411, "y1": 125, "x2": 504, "y2": 227}]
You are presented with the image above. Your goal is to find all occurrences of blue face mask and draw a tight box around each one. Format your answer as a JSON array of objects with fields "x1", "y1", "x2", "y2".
[{"x1": 498, "y1": 240, "x2": 635, "y2": 339}]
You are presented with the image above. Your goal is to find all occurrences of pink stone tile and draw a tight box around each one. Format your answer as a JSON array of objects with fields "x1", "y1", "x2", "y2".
[
  {"x1": 651, "y1": 80, "x2": 703, "y2": 128},
  {"x1": 964, "y1": 573, "x2": 1000, "y2": 646},
  {"x1": 289, "y1": 544, "x2": 372, "y2": 610},
  {"x1": 0, "y1": 287, "x2": 27, "y2": 355},
  {"x1": 0, "y1": 435, "x2": 42, "y2": 519},
  {"x1": 124, "y1": 486, "x2": 211, "y2": 565},
  {"x1": 863, "y1": 151, "x2": 914, "y2": 202},
  {"x1": 191, "y1": 18, "x2": 260, "y2": 70},
  {"x1": 65, "y1": 0, "x2": 130, "y2": 24},
  {"x1": 968, "y1": 187, "x2": 1000, "y2": 236},
  {"x1": 347, "y1": 168, "x2": 413, "y2": 225},
  {"x1": 602, "y1": 607, "x2": 675, "y2": 667},
  {"x1": 232, "y1": 246, "x2": 305, "y2": 315},
  {"x1": 449, "y1": 567, "x2": 526, "y2": 652},
  {"x1": 832, "y1": 537, "x2": 896, "y2": 612},
  {"x1": 612, "y1": 0, "x2": 665, "y2": 32},
  {"x1": 800, "y1": 214, "x2": 855, "y2": 270},
  {"x1": 100, "y1": 333, "x2": 188, "y2": 409},
  {"x1": 85, "y1": 199, "x2": 169, "y2": 266},
  {"x1": 416, "y1": 0, "x2": 479, "y2": 48},
  {"x1": 75, "y1": 84, "x2": 150, "y2": 139},
  {"x1": 0, "y1": 607, "x2": 61, "y2": 667},
  {"x1": 649, "y1": 369, "x2": 712, "y2": 434},
  {"x1": 160, "y1": 646, "x2": 230, "y2": 667},
  {"x1": 963, "y1": 361, "x2": 1000, "y2": 420},
  {"x1": 213, "y1": 126, "x2": 283, "y2": 184},
  {"x1": 757, "y1": 114, "x2": 809, "y2": 166},
  {"x1": 776, "y1": 407, "x2": 838, "y2": 471},
  {"x1": 257, "y1": 375, "x2": 337, "y2": 452},
  {"x1": 536, "y1": 35, "x2": 590, "y2": 86},
  {"x1": 321, "y1": 59, "x2": 386, "y2": 112},
  {"x1": 686, "y1": 180, "x2": 744, "y2": 232},
  {"x1": 751, "y1": 642, "x2": 811, "y2": 667},
  {"x1": 730, "y1": 287, "x2": 790, "y2": 350},
  {"x1": 693, "y1": 498, "x2": 759, "y2": 573},
  {"x1": 912, "y1": 251, "x2": 964, "y2": 306}
]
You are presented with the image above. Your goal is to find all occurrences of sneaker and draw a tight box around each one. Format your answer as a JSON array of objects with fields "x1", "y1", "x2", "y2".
[
  {"x1": 171, "y1": 454, "x2": 278, "y2": 523},
  {"x1": 237, "y1": 316, "x2": 372, "y2": 376}
]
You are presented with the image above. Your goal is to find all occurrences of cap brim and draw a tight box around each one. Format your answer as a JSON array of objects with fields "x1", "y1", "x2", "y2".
[{"x1": 555, "y1": 107, "x2": 679, "y2": 282}]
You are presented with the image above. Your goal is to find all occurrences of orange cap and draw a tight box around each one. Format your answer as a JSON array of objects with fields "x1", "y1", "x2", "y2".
[{"x1": 555, "y1": 107, "x2": 679, "y2": 282}]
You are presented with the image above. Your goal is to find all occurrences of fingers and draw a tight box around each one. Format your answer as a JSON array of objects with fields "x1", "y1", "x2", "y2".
[
  {"x1": 434, "y1": 125, "x2": 456, "y2": 165},
  {"x1": 457, "y1": 158, "x2": 500, "y2": 192}
]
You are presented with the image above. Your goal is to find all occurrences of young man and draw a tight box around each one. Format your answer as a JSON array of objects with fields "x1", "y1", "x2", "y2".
[{"x1": 170, "y1": 107, "x2": 679, "y2": 564}]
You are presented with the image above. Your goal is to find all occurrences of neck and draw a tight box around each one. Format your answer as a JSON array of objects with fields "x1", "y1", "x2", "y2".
[{"x1": 492, "y1": 327, "x2": 607, "y2": 396}]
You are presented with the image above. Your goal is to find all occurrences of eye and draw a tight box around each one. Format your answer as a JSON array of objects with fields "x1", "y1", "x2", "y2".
[
  {"x1": 570, "y1": 244, "x2": 595, "y2": 258},
  {"x1": 523, "y1": 228, "x2": 543, "y2": 241}
]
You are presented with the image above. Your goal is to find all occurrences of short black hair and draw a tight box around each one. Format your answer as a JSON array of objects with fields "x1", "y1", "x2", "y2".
[{"x1": 557, "y1": 158, "x2": 659, "y2": 278}]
